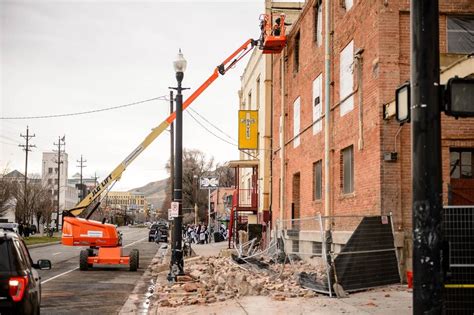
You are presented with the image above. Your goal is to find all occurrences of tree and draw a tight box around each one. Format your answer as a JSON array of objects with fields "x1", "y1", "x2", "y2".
[
  {"x1": 213, "y1": 162, "x2": 235, "y2": 188},
  {"x1": 164, "y1": 148, "x2": 215, "y2": 223},
  {"x1": 0, "y1": 169, "x2": 15, "y2": 218}
]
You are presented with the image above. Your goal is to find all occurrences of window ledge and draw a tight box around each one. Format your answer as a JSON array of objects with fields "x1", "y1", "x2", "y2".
[
  {"x1": 312, "y1": 199, "x2": 323, "y2": 205},
  {"x1": 340, "y1": 192, "x2": 356, "y2": 199}
]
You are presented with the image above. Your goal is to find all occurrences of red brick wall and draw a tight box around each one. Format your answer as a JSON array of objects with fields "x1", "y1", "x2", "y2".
[{"x1": 271, "y1": 0, "x2": 474, "y2": 232}]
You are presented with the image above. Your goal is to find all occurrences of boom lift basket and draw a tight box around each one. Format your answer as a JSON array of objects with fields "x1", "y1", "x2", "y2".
[{"x1": 260, "y1": 13, "x2": 287, "y2": 54}]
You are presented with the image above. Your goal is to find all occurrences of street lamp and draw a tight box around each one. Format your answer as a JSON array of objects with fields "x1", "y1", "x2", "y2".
[{"x1": 169, "y1": 49, "x2": 187, "y2": 280}]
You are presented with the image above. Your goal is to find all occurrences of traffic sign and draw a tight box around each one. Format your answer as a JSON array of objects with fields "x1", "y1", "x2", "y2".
[{"x1": 170, "y1": 202, "x2": 179, "y2": 218}]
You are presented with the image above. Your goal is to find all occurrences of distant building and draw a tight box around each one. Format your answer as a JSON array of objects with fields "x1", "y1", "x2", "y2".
[
  {"x1": 42, "y1": 152, "x2": 78, "y2": 226},
  {"x1": 106, "y1": 191, "x2": 147, "y2": 213}
]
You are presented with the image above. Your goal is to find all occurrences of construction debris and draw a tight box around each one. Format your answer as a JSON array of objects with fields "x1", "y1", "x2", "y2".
[{"x1": 153, "y1": 255, "x2": 326, "y2": 308}]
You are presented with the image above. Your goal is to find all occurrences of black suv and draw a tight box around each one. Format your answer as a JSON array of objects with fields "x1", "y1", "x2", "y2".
[
  {"x1": 148, "y1": 224, "x2": 168, "y2": 243},
  {"x1": 0, "y1": 229, "x2": 51, "y2": 315}
]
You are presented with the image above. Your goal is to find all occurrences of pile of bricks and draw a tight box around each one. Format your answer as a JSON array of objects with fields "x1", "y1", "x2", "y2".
[{"x1": 153, "y1": 256, "x2": 323, "y2": 308}]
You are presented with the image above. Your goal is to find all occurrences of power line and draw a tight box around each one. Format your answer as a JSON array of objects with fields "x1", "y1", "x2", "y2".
[
  {"x1": 1, "y1": 95, "x2": 169, "y2": 120},
  {"x1": 185, "y1": 111, "x2": 258, "y2": 159},
  {"x1": 185, "y1": 111, "x2": 237, "y2": 147},
  {"x1": 188, "y1": 107, "x2": 236, "y2": 142}
]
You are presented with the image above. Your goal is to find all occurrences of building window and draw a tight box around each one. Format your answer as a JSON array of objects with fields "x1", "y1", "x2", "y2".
[
  {"x1": 341, "y1": 145, "x2": 354, "y2": 194},
  {"x1": 340, "y1": 40, "x2": 354, "y2": 116},
  {"x1": 54, "y1": 190, "x2": 58, "y2": 196},
  {"x1": 312, "y1": 241, "x2": 322, "y2": 254},
  {"x1": 450, "y1": 149, "x2": 473, "y2": 179},
  {"x1": 292, "y1": 240, "x2": 299, "y2": 253},
  {"x1": 55, "y1": 168, "x2": 58, "y2": 174},
  {"x1": 294, "y1": 32, "x2": 300, "y2": 73},
  {"x1": 447, "y1": 16, "x2": 474, "y2": 54},
  {"x1": 314, "y1": 0, "x2": 322, "y2": 46},
  {"x1": 313, "y1": 74, "x2": 323, "y2": 134},
  {"x1": 48, "y1": 167, "x2": 53, "y2": 174},
  {"x1": 313, "y1": 160, "x2": 322, "y2": 200},
  {"x1": 293, "y1": 97, "x2": 301, "y2": 148},
  {"x1": 47, "y1": 179, "x2": 52, "y2": 185}
]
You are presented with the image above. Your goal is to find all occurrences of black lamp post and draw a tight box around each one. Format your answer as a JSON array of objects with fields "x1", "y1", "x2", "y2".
[{"x1": 169, "y1": 49, "x2": 187, "y2": 279}]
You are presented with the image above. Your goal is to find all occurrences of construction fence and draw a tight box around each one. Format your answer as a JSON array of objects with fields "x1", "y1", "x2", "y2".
[{"x1": 276, "y1": 214, "x2": 401, "y2": 296}]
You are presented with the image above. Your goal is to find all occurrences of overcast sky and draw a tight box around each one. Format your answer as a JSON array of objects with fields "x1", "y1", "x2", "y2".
[{"x1": 1, "y1": 0, "x2": 266, "y2": 191}]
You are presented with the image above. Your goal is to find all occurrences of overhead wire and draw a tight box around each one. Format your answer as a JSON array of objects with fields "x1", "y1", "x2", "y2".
[{"x1": 1, "y1": 95, "x2": 169, "y2": 120}]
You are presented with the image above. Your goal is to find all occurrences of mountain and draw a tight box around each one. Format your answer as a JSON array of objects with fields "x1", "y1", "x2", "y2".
[{"x1": 129, "y1": 178, "x2": 169, "y2": 210}]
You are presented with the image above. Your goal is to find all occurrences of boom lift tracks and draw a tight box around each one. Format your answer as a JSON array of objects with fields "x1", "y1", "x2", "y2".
[{"x1": 61, "y1": 14, "x2": 287, "y2": 271}]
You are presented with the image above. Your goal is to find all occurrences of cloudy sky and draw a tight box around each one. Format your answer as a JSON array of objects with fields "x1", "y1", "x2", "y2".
[{"x1": 1, "y1": 0, "x2": 266, "y2": 190}]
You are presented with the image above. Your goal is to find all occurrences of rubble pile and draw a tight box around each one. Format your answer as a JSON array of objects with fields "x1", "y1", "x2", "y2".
[{"x1": 154, "y1": 255, "x2": 326, "y2": 307}]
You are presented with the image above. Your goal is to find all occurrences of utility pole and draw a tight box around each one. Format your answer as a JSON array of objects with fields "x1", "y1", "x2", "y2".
[
  {"x1": 411, "y1": 0, "x2": 443, "y2": 313},
  {"x1": 53, "y1": 136, "x2": 66, "y2": 231},
  {"x1": 19, "y1": 126, "x2": 36, "y2": 223},
  {"x1": 76, "y1": 155, "x2": 87, "y2": 201}
]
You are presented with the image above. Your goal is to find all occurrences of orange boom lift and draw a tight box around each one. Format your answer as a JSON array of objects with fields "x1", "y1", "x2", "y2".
[{"x1": 61, "y1": 15, "x2": 287, "y2": 271}]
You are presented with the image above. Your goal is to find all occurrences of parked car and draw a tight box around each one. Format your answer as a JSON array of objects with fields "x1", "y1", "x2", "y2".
[
  {"x1": 0, "y1": 223, "x2": 18, "y2": 234},
  {"x1": 148, "y1": 224, "x2": 168, "y2": 243},
  {"x1": 0, "y1": 229, "x2": 52, "y2": 314},
  {"x1": 29, "y1": 224, "x2": 37, "y2": 235}
]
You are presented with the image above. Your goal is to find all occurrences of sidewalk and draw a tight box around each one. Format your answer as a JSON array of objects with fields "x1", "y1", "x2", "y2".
[{"x1": 149, "y1": 242, "x2": 412, "y2": 315}]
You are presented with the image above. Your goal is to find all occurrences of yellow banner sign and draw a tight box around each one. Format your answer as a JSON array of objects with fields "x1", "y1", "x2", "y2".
[{"x1": 238, "y1": 110, "x2": 258, "y2": 150}]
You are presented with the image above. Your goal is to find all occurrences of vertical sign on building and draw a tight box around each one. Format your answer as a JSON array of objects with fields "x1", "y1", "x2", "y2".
[{"x1": 238, "y1": 110, "x2": 258, "y2": 150}]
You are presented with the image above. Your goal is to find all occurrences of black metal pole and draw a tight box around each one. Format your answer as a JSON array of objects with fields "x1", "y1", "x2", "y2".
[
  {"x1": 411, "y1": 0, "x2": 443, "y2": 313},
  {"x1": 172, "y1": 71, "x2": 184, "y2": 276},
  {"x1": 170, "y1": 91, "x2": 175, "y2": 248}
]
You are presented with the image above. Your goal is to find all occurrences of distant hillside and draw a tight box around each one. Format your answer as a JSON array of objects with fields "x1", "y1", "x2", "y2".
[{"x1": 129, "y1": 178, "x2": 169, "y2": 210}]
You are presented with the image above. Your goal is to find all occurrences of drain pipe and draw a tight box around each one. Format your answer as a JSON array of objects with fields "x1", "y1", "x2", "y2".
[
  {"x1": 355, "y1": 48, "x2": 364, "y2": 150},
  {"x1": 279, "y1": 47, "x2": 287, "y2": 229},
  {"x1": 324, "y1": 0, "x2": 331, "y2": 230}
]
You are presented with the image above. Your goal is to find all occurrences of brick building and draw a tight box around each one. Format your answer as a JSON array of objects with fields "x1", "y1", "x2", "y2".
[{"x1": 271, "y1": 0, "x2": 474, "y2": 272}]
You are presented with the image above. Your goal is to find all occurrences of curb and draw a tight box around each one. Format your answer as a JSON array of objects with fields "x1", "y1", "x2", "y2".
[{"x1": 27, "y1": 241, "x2": 61, "y2": 249}]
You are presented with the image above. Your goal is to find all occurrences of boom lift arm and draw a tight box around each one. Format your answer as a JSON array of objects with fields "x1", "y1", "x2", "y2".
[{"x1": 64, "y1": 38, "x2": 257, "y2": 219}]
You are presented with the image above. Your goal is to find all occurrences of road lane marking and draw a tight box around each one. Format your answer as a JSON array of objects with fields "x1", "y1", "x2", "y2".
[
  {"x1": 42, "y1": 236, "x2": 147, "y2": 284},
  {"x1": 52, "y1": 252, "x2": 61, "y2": 256},
  {"x1": 42, "y1": 267, "x2": 78, "y2": 284},
  {"x1": 123, "y1": 236, "x2": 148, "y2": 248}
]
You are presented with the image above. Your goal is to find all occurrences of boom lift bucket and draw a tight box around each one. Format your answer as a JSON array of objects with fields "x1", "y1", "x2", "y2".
[{"x1": 260, "y1": 13, "x2": 287, "y2": 54}]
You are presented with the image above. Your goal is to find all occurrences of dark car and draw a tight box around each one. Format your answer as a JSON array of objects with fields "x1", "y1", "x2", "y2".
[
  {"x1": 0, "y1": 229, "x2": 51, "y2": 315},
  {"x1": 148, "y1": 224, "x2": 168, "y2": 243}
]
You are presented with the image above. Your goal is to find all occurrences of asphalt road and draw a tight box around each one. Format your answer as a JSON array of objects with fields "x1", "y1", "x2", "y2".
[{"x1": 29, "y1": 227, "x2": 160, "y2": 314}]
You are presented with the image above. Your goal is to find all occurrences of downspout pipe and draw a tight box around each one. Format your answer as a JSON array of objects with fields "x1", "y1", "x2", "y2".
[
  {"x1": 324, "y1": 0, "x2": 331, "y2": 230},
  {"x1": 279, "y1": 47, "x2": 286, "y2": 231}
]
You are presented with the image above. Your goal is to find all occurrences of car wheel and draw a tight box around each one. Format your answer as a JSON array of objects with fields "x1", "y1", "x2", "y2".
[
  {"x1": 79, "y1": 250, "x2": 89, "y2": 271},
  {"x1": 129, "y1": 249, "x2": 139, "y2": 271}
]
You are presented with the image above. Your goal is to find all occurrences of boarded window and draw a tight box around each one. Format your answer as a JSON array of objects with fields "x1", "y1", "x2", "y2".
[
  {"x1": 313, "y1": 160, "x2": 322, "y2": 200},
  {"x1": 313, "y1": 74, "x2": 323, "y2": 134},
  {"x1": 293, "y1": 97, "x2": 301, "y2": 147},
  {"x1": 447, "y1": 16, "x2": 474, "y2": 54},
  {"x1": 340, "y1": 40, "x2": 354, "y2": 116},
  {"x1": 314, "y1": 1, "x2": 323, "y2": 46},
  {"x1": 343, "y1": 0, "x2": 353, "y2": 10},
  {"x1": 342, "y1": 146, "x2": 354, "y2": 194}
]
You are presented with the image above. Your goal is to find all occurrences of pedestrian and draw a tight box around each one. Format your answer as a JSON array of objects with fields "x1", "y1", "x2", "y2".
[
  {"x1": 23, "y1": 224, "x2": 30, "y2": 239},
  {"x1": 204, "y1": 226, "x2": 209, "y2": 244},
  {"x1": 18, "y1": 222, "x2": 24, "y2": 237},
  {"x1": 199, "y1": 227, "x2": 205, "y2": 244}
]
